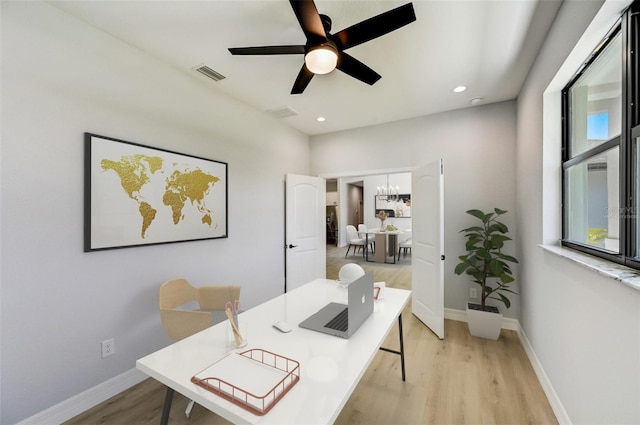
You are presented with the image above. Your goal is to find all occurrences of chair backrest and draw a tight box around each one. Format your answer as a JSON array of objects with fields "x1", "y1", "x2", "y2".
[
  {"x1": 346, "y1": 225, "x2": 359, "y2": 242},
  {"x1": 358, "y1": 224, "x2": 368, "y2": 233},
  {"x1": 159, "y1": 279, "x2": 210, "y2": 341},
  {"x1": 158, "y1": 279, "x2": 241, "y2": 341},
  {"x1": 159, "y1": 278, "x2": 199, "y2": 310},
  {"x1": 199, "y1": 285, "x2": 241, "y2": 310},
  {"x1": 398, "y1": 230, "x2": 412, "y2": 244}
]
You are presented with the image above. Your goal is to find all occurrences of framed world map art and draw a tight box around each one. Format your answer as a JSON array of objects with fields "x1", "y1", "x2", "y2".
[{"x1": 84, "y1": 133, "x2": 228, "y2": 251}]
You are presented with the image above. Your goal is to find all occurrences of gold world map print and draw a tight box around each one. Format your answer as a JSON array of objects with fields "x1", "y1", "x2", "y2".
[{"x1": 85, "y1": 133, "x2": 227, "y2": 251}]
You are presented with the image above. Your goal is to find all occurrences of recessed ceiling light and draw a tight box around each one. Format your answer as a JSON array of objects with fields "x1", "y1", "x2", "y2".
[
  {"x1": 453, "y1": 86, "x2": 467, "y2": 93},
  {"x1": 316, "y1": 116, "x2": 326, "y2": 122},
  {"x1": 470, "y1": 97, "x2": 483, "y2": 106}
]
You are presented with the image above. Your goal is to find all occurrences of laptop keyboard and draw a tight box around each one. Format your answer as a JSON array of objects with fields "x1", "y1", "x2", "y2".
[{"x1": 324, "y1": 307, "x2": 349, "y2": 332}]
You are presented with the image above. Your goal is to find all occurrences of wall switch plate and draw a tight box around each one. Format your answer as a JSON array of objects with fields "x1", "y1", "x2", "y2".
[
  {"x1": 101, "y1": 338, "x2": 115, "y2": 358},
  {"x1": 470, "y1": 288, "x2": 478, "y2": 299}
]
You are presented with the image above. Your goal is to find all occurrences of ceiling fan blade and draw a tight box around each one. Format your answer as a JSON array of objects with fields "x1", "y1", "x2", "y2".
[
  {"x1": 331, "y1": 3, "x2": 416, "y2": 50},
  {"x1": 228, "y1": 45, "x2": 306, "y2": 55},
  {"x1": 291, "y1": 64, "x2": 315, "y2": 94},
  {"x1": 289, "y1": 0, "x2": 327, "y2": 45},
  {"x1": 336, "y1": 53, "x2": 381, "y2": 86}
]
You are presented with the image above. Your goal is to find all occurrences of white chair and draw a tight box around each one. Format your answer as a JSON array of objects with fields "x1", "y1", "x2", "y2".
[
  {"x1": 345, "y1": 225, "x2": 373, "y2": 258},
  {"x1": 338, "y1": 263, "x2": 365, "y2": 285},
  {"x1": 398, "y1": 238, "x2": 412, "y2": 259},
  {"x1": 358, "y1": 223, "x2": 375, "y2": 252}
]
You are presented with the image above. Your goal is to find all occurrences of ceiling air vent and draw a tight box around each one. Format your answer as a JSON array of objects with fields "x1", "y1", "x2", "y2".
[
  {"x1": 267, "y1": 106, "x2": 298, "y2": 119},
  {"x1": 194, "y1": 65, "x2": 225, "y2": 82}
]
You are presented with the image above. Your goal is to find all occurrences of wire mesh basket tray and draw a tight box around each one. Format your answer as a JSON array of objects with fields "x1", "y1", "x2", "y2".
[{"x1": 191, "y1": 348, "x2": 301, "y2": 416}]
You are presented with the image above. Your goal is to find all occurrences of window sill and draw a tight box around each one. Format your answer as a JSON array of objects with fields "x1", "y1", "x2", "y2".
[{"x1": 539, "y1": 244, "x2": 640, "y2": 292}]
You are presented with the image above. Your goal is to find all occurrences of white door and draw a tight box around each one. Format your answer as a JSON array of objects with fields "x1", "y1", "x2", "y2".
[
  {"x1": 411, "y1": 160, "x2": 445, "y2": 339},
  {"x1": 285, "y1": 174, "x2": 326, "y2": 292}
]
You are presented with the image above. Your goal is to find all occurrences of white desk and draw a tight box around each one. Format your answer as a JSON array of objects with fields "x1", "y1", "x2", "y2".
[{"x1": 137, "y1": 279, "x2": 411, "y2": 425}]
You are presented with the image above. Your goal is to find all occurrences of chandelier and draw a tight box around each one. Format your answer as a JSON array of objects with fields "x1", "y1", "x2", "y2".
[{"x1": 377, "y1": 175, "x2": 399, "y2": 202}]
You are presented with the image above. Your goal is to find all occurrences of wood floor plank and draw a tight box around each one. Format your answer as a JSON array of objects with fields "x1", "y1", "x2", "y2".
[{"x1": 64, "y1": 244, "x2": 557, "y2": 425}]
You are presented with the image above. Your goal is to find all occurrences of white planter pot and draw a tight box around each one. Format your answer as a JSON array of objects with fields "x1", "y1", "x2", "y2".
[{"x1": 466, "y1": 302, "x2": 502, "y2": 340}]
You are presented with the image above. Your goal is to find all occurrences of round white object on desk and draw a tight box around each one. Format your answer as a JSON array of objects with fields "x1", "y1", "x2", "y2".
[{"x1": 338, "y1": 263, "x2": 365, "y2": 287}]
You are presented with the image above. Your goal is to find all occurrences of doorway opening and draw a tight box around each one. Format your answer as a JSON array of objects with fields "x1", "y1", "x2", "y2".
[
  {"x1": 304, "y1": 161, "x2": 444, "y2": 339},
  {"x1": 323, "y1": 172, "x2": 412, "y2": 280}
]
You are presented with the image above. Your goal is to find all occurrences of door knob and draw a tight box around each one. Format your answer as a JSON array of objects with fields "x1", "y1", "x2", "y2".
[{"x1": 288, "y1": 244, "x2": 298, "y2": 249}]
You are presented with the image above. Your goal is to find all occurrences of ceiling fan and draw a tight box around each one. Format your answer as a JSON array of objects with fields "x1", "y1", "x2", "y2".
[{"x1": 228, "y1": 0, "x2": 416, "y2": 94}]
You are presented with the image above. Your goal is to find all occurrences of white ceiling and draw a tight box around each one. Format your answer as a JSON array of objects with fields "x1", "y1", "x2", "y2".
[{"x1": 48, "y1": 0, "x2": 562, "y2": 136}]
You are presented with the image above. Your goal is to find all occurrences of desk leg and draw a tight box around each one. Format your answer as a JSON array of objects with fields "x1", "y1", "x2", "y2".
[
  {"x1": 379, "y1": 314, "x2": 406, "y2": 381},
  {"x1": 398, "y1": 314, "x2": 406, "y2": 381},
  {"x1": 160, "y1": 386, "x2": 174, "y2": 425}
]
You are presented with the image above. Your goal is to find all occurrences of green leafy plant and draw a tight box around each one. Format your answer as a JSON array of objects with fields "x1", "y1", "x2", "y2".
[{"x1": 454, "y1": 208, "x2": 518, "y2": 311}]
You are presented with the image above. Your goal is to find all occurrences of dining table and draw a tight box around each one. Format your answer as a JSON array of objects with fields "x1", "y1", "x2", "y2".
[{"x1": 360, "y1": 229, "x2": 407, "y2": 264}]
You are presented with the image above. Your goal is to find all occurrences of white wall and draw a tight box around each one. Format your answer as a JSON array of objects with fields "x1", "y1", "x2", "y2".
[
  {"x1": 517, "y1": 0, "x2": 640, "y2": 423},
  {"x1": 311, "y1": 101, "x2": 519, "y2": 318},
  {"x1": 0, "y1": 2, "x2": 309, "y2": 423}
]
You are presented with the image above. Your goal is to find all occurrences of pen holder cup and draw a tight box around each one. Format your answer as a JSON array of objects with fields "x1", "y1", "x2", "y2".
[{"x1": 227, "y1": 320, "x2": 248, "y2": 349}]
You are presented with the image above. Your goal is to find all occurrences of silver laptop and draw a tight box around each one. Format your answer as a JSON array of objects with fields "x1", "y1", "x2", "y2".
[{"x1": 298, "y1": 272, "x2": 374, "y2": 339}]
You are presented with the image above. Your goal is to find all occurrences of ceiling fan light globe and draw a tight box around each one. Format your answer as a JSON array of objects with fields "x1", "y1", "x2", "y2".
[{"x1": 305, "y1": 47, "x2": 338, "y2": 75}]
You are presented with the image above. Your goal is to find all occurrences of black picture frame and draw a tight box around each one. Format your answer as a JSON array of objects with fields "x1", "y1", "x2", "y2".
[
  {"x1": 374, "y1": 194, "x2": 411, "y2": 218},
  {"x1": 84, "y1": 133, "x2": 228, "y2": 251}
]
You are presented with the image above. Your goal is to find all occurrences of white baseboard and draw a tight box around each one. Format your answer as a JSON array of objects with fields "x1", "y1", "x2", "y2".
[
  {"x1": 444, "y1": 307, "x2": 519, "y2": 331},
  {"x1": 444, "y1": 307, "x2": 570, "y2": 425},
  {"x1": 444, "y1": 307, "x2": 467, "y2": 322},
  {"x1": 16, "y1": 368, "x2": 147, "y2": 425},
  {"x1": 516, "y1": 327, "x2": 572, "y2": 425}
]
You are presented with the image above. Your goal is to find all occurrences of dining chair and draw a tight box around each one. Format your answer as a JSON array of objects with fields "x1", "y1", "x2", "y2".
[
  {"x1": 345, "y1": 225, "x2": 372, "y2": 258},
  {"x1": 398, "y1": 238, "x2": 412, "y2": 260},
  {"x1": 358, "y1": 224, "x2": 375, "y2": 252}
]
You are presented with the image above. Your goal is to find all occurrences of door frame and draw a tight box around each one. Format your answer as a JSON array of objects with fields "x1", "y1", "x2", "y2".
[{"x1": 320, "y1": 167, "x2": 414, "y2": 247}]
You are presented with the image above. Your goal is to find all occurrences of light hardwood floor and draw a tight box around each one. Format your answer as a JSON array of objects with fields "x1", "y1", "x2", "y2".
[{"x1": 64, "y1": 244, "x2": 558, "y2": 425}]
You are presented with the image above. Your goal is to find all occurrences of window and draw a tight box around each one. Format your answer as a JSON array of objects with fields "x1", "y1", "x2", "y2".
[
  {"x1": 564, "y1": 146, "x2": 619, "y2": 250},
  {"x1": 587, "y1": 112, "x2": 610, "y2": 140},
  {"x1": 562, "y1": 2, "x2": 640, "y2": 268}
]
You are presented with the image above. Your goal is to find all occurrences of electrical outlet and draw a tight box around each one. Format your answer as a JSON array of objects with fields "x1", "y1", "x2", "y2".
[
  {"x1": 469, "y1": 288, "x2": 478, "y2": 299},
  {"x1": 101, "y1": 338, "x2": 115, "y2": 358}
]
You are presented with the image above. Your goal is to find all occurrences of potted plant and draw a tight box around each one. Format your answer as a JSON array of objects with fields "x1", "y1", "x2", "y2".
[{"x1": 454, "y1": 208, "x2": 518, "y2": 340}]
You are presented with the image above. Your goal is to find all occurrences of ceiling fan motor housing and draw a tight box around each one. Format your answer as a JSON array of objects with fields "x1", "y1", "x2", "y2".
[{"x1": 319, "y1": 14, "x2": 332, "y2": 33}]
